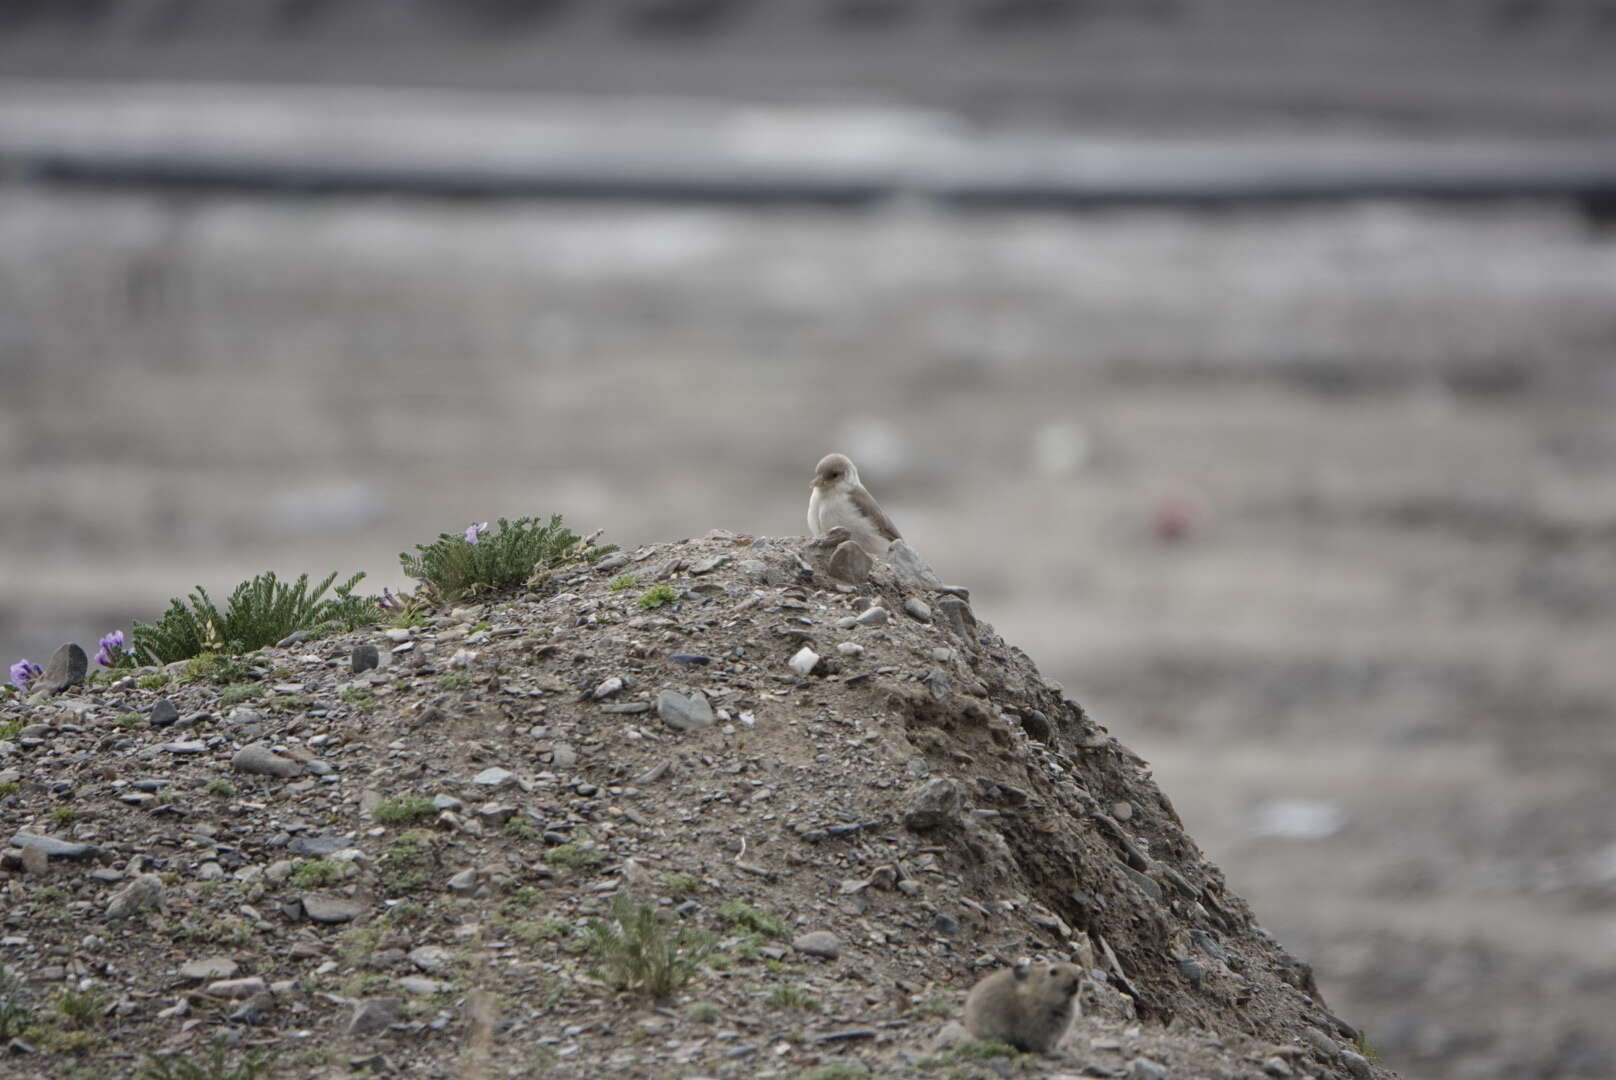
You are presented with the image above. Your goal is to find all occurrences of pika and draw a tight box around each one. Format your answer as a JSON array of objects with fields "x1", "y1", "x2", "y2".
[{"x1": 962, "y1": 961, "x2": 1084, "y2": 1054}]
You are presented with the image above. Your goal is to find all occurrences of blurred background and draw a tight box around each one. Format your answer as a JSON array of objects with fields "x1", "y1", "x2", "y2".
[{"x1": 3, "y1": 2, "x2": 1616, "y2": 1076}]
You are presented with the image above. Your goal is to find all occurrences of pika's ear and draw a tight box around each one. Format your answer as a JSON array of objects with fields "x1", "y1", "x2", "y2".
[{"x1": 1012, "y1": 963, "x2": 1029, "y2": 982}]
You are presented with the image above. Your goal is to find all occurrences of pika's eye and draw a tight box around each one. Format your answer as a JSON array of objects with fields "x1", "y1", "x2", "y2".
[{"x1": 1049, "y1": 967, "x2": 1058, "y2": 977}]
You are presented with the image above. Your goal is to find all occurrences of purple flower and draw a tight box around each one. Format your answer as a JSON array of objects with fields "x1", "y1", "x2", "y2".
[
  {"x1": 96, "y1": 630, "x2": 126, "y2": 668},
  {"x1": 378, "y1": 587, "x2": 397, "y2": 612},
  {"x1": 8, "y1": 659, "x2": 42, "y2": 692},
  {"x1": 465, "y1": 521, "x2": 489, "y2": 545}
]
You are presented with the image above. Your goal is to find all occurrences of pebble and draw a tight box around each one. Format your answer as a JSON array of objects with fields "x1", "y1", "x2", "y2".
[
  {"x1": 409, "y1": 945, "x2": 452, "y2": 973},
  {"x1": 347, "y1": 997, "x2": 402, "y2": 1036},
  {"x1": 791, "y1": 931, "x2": 841, "y2": 960},
  {"x1": 149, "y1": 699, "x2": 180, "y2": 727},
  {"x1": 447, "y1": 869, "x2": 482, "y2": 893},
  {"x1": 351, "y1": 645, "x2": 380, "y2": 674},
  {"x1": 837, "y1": 642, "x2": 864, "y2": 657},
  {"x1": 397, "y1": 976, "x2": 452, "y2": 996},
  {"x1": 301, "y1": 895, "x2": 364, "y2": 923},
  {"x1": 231, "y1": 743, "x2": 303, "y2": 777},
  {"x1": 433, "y1": 794, "x2": 463, "y2": 811},
  {"x1": 1262, "y1": 1056, "x2": 1294, "y2": 1077},
  {"x1": 206, "y1": 977, "x2": 268, "y2": 999},
  {"x1": 594, "y1": 552, "x2": 631, "y2": 572},
  {"x1": 657, "y1": 690, "x2": 716, "y2": 732},
  {"x1": 668, "y1": 653, "x2": 712, "y2": 666},
  {"x1": 853, "y1": 606, "x2": 889, "y2": 627},
  {"x1": 181, "y1": 957, "x2": 240, "y2": 981},
  {"x1": 1130, "y1": 1059, "x2": 1169, "y2": 1080},
  {"x1": 902, "y1": 597, "x2": 933, "y2": 623},
  {"x1": 827, "y1": 541, "x2": 872, "y2": 585},
  {"x1": 10, "y1": 832, "x2": 95, "y2": 859},
  {"x1": 105, "y1": 873, "x2": 165, "y2": 919},
  {"x1": 382, "y1": 628, "x2": 413, "y2": 643},
  {"x1": 788, "y1": 646, "x2": 821, "y2": 677},
  {"x1": 161, "y1": 741, "x2": 208, "y2": 755},
  {"x1": 902, "y1": 779, "x2": 962, "y2": 832},
  {"x1": 471, "y1": 767, "x2": 515, "y2": 788},
  {"x1": 690, "y1": 554, "x2": 731, "y2": 575},
  {"x1": 289, "y1": 834, "x2": 349, "y2": 858},
  {"x1": 1340, "y1": 1050, "x2": 1372, "y2": 1079},
  {"x1": 592, "y1": 676, "x2": 625, "y2": 700},
  {"x1": 19, "y1": 842, "x2": 49, "y2": 876},
  {"x1": 36, "y1": 642, "x2": 88, "y2": 696}
]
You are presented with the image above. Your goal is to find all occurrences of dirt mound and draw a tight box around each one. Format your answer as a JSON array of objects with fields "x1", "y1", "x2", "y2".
[{"x1": 0, "y1": 533, "x2": 1391, "y2": 1079}]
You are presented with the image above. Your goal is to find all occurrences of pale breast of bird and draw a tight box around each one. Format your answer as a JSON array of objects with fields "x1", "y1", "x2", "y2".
[{"x1": 808, "y1": 487, "x2": 894, "y2": 558}]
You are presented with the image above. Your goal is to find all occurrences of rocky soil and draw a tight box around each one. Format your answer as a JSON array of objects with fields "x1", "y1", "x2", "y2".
[{"x1": 0, "y1": 534, "x2": 1391, "y2": 1080}]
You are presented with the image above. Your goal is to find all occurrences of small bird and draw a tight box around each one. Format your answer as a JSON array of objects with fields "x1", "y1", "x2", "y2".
[{"x1": 807, "y1": 452, "x2": 901, "y2": 558}]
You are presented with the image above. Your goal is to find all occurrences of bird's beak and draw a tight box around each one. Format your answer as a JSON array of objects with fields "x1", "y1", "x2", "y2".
[{"x1": 810, "y1": 479, "x2": 825, "y2": 488}]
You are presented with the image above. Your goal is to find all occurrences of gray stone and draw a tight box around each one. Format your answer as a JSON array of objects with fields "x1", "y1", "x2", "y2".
[
  {"x1": 937, "y1": 595, "x2": 976, "y2": 635},
  {"x1": 550, "y1": 742, "x2": 579, "y2": 769},
  {"x1": 160, "y1": 741, "x2": 208, "y2": 755},
  {"x1": 205, "y1": 976, "x2": 267, "y2": 999},
  {"x1": 690, "y1": 554, "x2": 731, "y2": 575},
  {"x1": 36, "y1": 643, "x2": 88, "y2": 696},
  {"x1": 471, "y1": 766, "x2": 515, "y2": 788},
  {"x1": 432, "y1": 794, "x2": 463, "y2": 811},
  {"x1": 902, "y1": 779, "x2": 962, "y2": 832},
  {"x1": 592, "y1": 676, "x2": 625, "y2": 700},
  {"x1": 289, "y1": 834, "x2": 348, "y2": 858},
  {"x1": 656, "y1": 689, "x2": 715, "y2": 732},
  {"x1": 409, "y1": 945, "x2": 452, "y2": 973},
  {"x1": 344, "y1": 995, "x2": 400, "y2": 1034},
  {"x1": 149, "y1": 699, "x2": 180, "y2": 727},
  {"x1": 919, "y1": 669, "x2": 950, "y2": 699},
  {"x1": 351, "y1": 645, "x2": 380, "y2": 674},
  {"x1": 853, "y1": 606, "x2": 889, "y2": 627},
  {"x1": 475, "y1": 803, "x2": 515, "y2": 827},
  {"x1": 792, "y1": 931, "x2": 841, "y2": 960},
  {"x1": 105, "y1": 874, "x2": 165, "y2": 919},
  {"x1": 19, "y1": 842, "x2": 48, "y2": 876},
  {"x1": 180, "y1": 957, "x2": 240, "y2": 981},
  {"x1": 1340, "y1": 1051, "x2": 1372, "y2": 1079},
  {"x1": 827, "y1": 541, "x2": 872, "y2": 585},
  {"x1": 667, "y1": 653, "x2": 711, "y2": 666},
  {"x1": 397, "y1": 976, "x2": 452, "y2": 996},
  {"x1": 888, "y1": 539, "x2": 946, "y2": 589},
  {"x1": 231, "y1": 743, "x2": 302, "y2": 778},
  {"x1": 594, "y1": 552, "x2": 631, "y2": 572},
  {"x1": 1262, "y1": 1057, "x2": 1294, "y2": 1078},
  {"x1": 902, "y1": 597, "x2": 933, "y2": 623},
  {"x1": 301, "y1": 894, "x2": 363, "y2": 923},
  {"x1": 10, "y1": 832, "x2": 95, "y2": 859},
  {"x1": 446, "y1": 869, "x2": 481, "y2": 894},
  {"x1": 1130, "y1": 1059, "x2": 1169, "y2": 1080},
  {"x1": 788, "y1": 646, "x2": 821, "y2": 677}
]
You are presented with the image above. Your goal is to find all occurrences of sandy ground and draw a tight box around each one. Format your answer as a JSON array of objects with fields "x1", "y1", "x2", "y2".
[{"x1": 3, "y1": 189, "x2": 1615, "y2": 1078}]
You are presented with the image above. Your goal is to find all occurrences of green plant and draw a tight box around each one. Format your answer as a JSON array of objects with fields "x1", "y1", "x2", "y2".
[
  {"x1": 659, "y1": 872, "x2": 701, "y2": 899},
  {"x1": 0, "y1": 719, "x2": 21, "y2": 740},
  {"x1": 915, "y1": 994, "x2": 955, "y2": 1019},
  {"x1": 0, "y1": 781, "x2": 19, "y2": 798},
  {"x1": 53, "y1": 987, "x2": 107, "y2": 1029},
  {"x1": 50, "y1": 805, "x2": 76, "y2": 826},
  {"x1": 636, "y1": 583, "x2": 677, "y2": 610},
  {"x1": 437, "y1": 672, "x2": 472, "y2": 691},
  {"x1": 608, "y1": 573, "x2": 639, "y2": 592},
  {"x1": 1354, "y1": 1032, "x2": 1381, "y2": 1062},
  {"x1": 373, "y1": 796, "x2": 437, "y2": 825},
  {"x1": 204, "y1": 779, "x2": 235, "y2": 798},
  {"x1": 767, "y1": 985, "x2": 821, "y2": 1011},
  {"x1": 954, "y1": 1040, "x2": 1017, "y2": 1061},
  {"x1": 289, "y1": 859, "x2": 348, "y2": 888},
  {"x1": 380, "y1": 831, "x2": 435, "y2": 896},
  {"x1": 140, "y1": 1040, "x2": 278, "y2": 1080},
  {"x1": 687, "y1": 1001, "x2": 720, "y2": 1023},
  {"x1": 717, "y1": 900, "x2": 787, "y2": 939},
  {"x1": 116, "y1": 713, "x2": 143, "y2": 729},
  {"x1": 339, "y1": 686, "x2": 375, "y2": 707},
  {"x1": 133, "y1": 570, "x2": 377, "y2": 664},
  {"x1": 504, "y1": 817, "x2": 539, "y2": 840},
  {"x1": 0, "y1": 966, "x2": 32, "y2": 1039},
  {"x1": 583, "y1": 894, "x2": 714, "y2": 1000},
  {"x1": 799, "y1": 1064, "x2": 870, "y2": 1080},
  {"x1": 217, "y1": 685, "x2": 259, "y2": 708},
  {"x1": 543, "y1": 843, "x2": 605, "y2": 871},
  {"x1": 181, "y1": 653, "x2": 258, "y2": 686},
  {"x1": 137, "y1": 673, "x2": 169, "y2": 691},
  {"x1": 399, "y1": 515, "x2": 612, "y2": 603},
  {"x1": 470, "y1": 620, "x2": 492, "y2": 634}
]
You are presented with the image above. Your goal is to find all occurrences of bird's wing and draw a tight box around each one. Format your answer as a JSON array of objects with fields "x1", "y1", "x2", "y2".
[{"x1": 850, "y1": 485, "x2": 902, "y2": 542}]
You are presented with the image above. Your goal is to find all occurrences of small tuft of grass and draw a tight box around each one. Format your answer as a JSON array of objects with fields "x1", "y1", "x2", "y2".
[
  {"x1": 53, "y1": 987, "x2": 107, "y2": 1029},
  {"x1": 914, "y1": 994, "x2": 955, "y2": 1019},
  {"x1": 798, "y1": 1064, "x2": 871, "y2": 1080},
  {"x1": 954, "y1": 1039, "x2": 1017, "y2": 1061},
  {"x1": 373, "y1": 796, "x2": 437, "y2": 825},
  {"x1": 767, "y1": 985, "x2": 821, "y2": 1012},
  {"x1": 204, "y1": 779, "x2": 235, "y2": 798},
  {"x1": 717, "y1": 900, "x2": 788, "y2": 939},
  {"x1": 438, "y1": 672, "x2": 472, "y2": 691},
  {"x1": 504, "y1": 817, "x2": 539, "y2": 840},
  {"x1": 659, "y1": 872, "x2": 701, "y2": 900},
  {"x1": 687, "y1": 1001, "x2": 720, "y2": 1024},
  {"x1": 338, "y1": 686, "x2": 375, "y2": 707},
  {"x1": 217, "y1": 685, "x2": 259, "y2": 708},
  {"x1": 139, "y1": 1040, "x2": 278, "y2": 1080},
  {"x1": 116, "y1": 713, "x2": 143, "y2": 729},
  {"x1": 608, "y1": 573, "x2": 639, "y2": 592},
  {"x1": 50, "y1": 805, "x2": 76, "y2": 826},
  {"x1": 0, "y1": 781, "x2": 19, "y2": 798},
  {"x1": 137, "y1": 673, "x2": 169, "y2": 691},
  {"x1": 1354, "y1": 1032, "x2": 1381, "y2": 1062},
  {"x1": 584, "y1": 894, "x2": 715, "y2": 1000},
  {"x1": 400, "y1": 515, "x2": 613, "y2": 603},
  {"x1": 289, "y1": 859, "x2": 348, "y2": 889},
  {"x1": 0, "y1": 966, "x2": 32, "y2": 1039},
  {"x1": 133, "y1": 571, "x2": 375, "y2": 665},
  {"x1": 379, "y1": 831, "x2": 435, "y2": 897},
  {"x1": 543, "y1": 843, "x2": 605, "y2": 871},
  {"x1": 636, "y1": 583, "x2": 677, "y2": 610}
]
